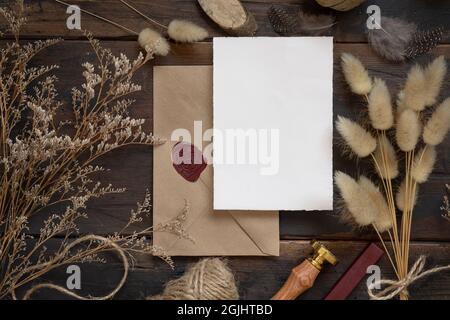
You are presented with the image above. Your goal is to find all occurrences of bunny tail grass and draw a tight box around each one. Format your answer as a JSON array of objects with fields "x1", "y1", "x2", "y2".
[
  {"x1": 336, "y1": 116, "x2": 376, "y2": 158},
  {"x1": 396, "y1": 109, "x2": 421, "y2": 152},
  {"x1": 138, "y1": 28, "x2": 170, "y2": 56},
  {"x1": 167, "y1": 20, "x2": 209, "y2": 43},
  {"x1": 374, "y1": 135, "x2": 398, "y2": 180},
  {"x1": 359, "y1": 176, "x2": 392, "y2": 232},
  {"x1": 423, "y1": 97, "x2": 450, "y2": 146},
  {"x1": 403, "y1": 65, "x2": 428, "y2": 111},
  {"x1": 335, "y1": 171, "x2": 377, "y2": 226},
  {"x1": 368, "y1": 78, "x2": 393, "y2": 130},
  {"x1": 412, "y1": 146, "x2": 436, "y2": 184},
  {"x1": 396, "y1": 178, "x2": 418, "y2": 212},
  {"x1": 423, "y1": 56, "x2": 447, "y2": 107},
  {"x1": 341, "y1": 53, "x2": 372, "y2": 95}
]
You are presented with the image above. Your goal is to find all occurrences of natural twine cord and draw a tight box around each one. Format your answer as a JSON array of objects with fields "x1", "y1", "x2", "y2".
[
  {"x1": 149, "y1": 258, "x2": 239, "y2": 300},
  {"x1": 13, "y1": 235, "x2": 129, "y2": 300},
  {"x1": 368, "y1": 255, "x2": 450, "y2": 300}
]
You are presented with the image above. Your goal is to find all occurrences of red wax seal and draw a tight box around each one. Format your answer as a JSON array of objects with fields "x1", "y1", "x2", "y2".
[{"x1": 172, "y1": 142, "x2": 207, "y2": 182}]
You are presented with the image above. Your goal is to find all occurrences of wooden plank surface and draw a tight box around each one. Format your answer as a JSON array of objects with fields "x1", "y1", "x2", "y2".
[
  {"x1": 1, "y1": 0, "x2": 449, "y2": 300},
  {"x1": 1, "y1": 0, "x2": 449, "y2": 42},
  {"x1": 23, "y1": 40, "x2": 450, "y2": 242},
  {"x1": 16, "y1": 240, "x2": 450, "y2": 300}
]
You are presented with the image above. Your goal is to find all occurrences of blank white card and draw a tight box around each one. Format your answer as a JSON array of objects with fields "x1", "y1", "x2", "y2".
[{"x1": 213, "y1": 37, "x2": 333, "y2": 211}]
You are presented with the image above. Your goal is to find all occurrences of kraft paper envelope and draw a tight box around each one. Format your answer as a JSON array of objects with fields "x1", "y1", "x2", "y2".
[{"x1": 153, "y1": 66, "x2": 279, "y2": 256}]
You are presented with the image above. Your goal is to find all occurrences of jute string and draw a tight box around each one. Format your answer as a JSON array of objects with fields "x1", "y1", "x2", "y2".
[
  {"x1": 13, "y1": 235, "x2": 129, "y2": 300},
  {"x1": 368, "y1": 256, "x2": 450, "y2": 300},
  {"x1": 149, "y1": 258, "x2": 239, "y2": 300}
]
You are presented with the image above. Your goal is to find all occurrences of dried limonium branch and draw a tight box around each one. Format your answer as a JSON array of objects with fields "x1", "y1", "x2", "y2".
[
  {"x1": 441, "y1": 184, "x2": 450, "y2": 223},
  {"x1": 0, "y1": 2, "x2": 188, "y2": 300},
  {"x1": 335, "y1": 52, "x2": 450, "y2": 299}
]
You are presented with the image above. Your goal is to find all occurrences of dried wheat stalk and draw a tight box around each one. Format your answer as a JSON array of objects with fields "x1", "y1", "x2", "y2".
[{"x1": 0, "y1": 1, "x2": 190, "y2": 299}]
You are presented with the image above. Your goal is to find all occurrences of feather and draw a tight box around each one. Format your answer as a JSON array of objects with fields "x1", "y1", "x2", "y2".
[
  {"x1": 268, "y1": 5, "x2": 297, "y2": 36},
  {"x1": 297, "y1": 11, "x2": 335, "y2": 36},
  {"x1": 167, "y1": 20, "x2": 209, "y2": 43},
  {"x1": 367, "y1": 17, "x2": 417, "y2": 62},
  {"x1": 406, "y1": 27, "x2": 443, "y2": 59}
]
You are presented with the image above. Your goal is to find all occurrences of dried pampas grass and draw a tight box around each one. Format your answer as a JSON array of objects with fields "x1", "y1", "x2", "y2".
[
  {"x1": 335, "y1": 172, "x2": 376, "y2": 226},
  {"x1": 359, "y1": 176, "x2": 392, "y2": 232},
  {"x1": 396, "y1": 178, "x2": 418, "y2": 212},
  {"x1": 423, "y1": 97, "x2": 450, "y2": 146},
  {"x1": 341, "y1": 53, "x2": 372, "y2": 95},
  {"x1": 412, "y1": 146, "x2": 436, "y2": 183},
  {"x1": 367, "y1": 17, "x2": 417, "y2": 62},
  {"x1": 396, "y1": 109, "x2": 421, "y2": 152},
  {"x1": 403, "y1": 65, "x2": 427, "y2": 111},
  {"x1": 138, "y1": 28, "x2": 170, "y2": 56},
  {"x1": 423, "y1": 56, "x2": 447, "y2": 107},
  {"x1": 368, "y1": 78, "x2": 393, "y2": 130},
  {"x1": 336, "y1": 116, "x2": 376, "y2": 157},
  {"x1": 374, "y1": 135, "x2": 398, "y2": 180},
  {"x1": 168, "y1": 20, "x2": 209, "y2": 43}
]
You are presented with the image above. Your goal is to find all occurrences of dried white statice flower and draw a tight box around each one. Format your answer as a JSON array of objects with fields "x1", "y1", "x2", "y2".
[
  {"x1": 396, "y1": 178, "x2": 418, "y2": 212},
  {"x1": 335, "y1": 171, "x2": 376, "y2": 226},
  {"x1": 396, "y1": 109, "x2": 421, "y2": 152},
  {"x1": 368, "y1": 78, "x2": 393, "y2": 130},
  {"x1": 423, "y1": 56, "x2": 447, "y2": 107},
  {"x1": 138, "y1": 28, "x2": 170, "y2": 56},
  {"x1": 341, "y1": 53, "x2": 372, "y2": 95},
  {"x1": 374, "y1": 135, "x2": 398, "y2": 180},
  {"x1": 358, "y1": 176, "x2": 392, "y2": 232},
  {"x1": 168, "y1": 19, "x2": 209, "y2": 43},
  {"x1": 0, "y1": 4, "x2": 187, "y2": 300},
  {"x1": 423, "y1": 97, "x2": 450, "y2": 146},
  {"x1": 336, "y1": 116, "x2": 376, "y2": 157},
  {"x1": 412, "y1": 146, "x2": 436, "y2": 183}
]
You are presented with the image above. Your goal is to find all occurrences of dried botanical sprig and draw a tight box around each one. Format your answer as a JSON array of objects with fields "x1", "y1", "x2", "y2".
[
  {"x1": 423, "y1": 56, "x2": 447, "y2": 107},
  {"x1": 335, "y1": 171, "x2": 376, "y2": 226},
  {"x1": 368, "y1": 78, "x2": 394, "y2": 130},
  {"x1": 395, "y1": 178, "x2": 418, "y2": 212},
  {"x1": 423, "y1": 97, "x2": 450, "y2": 146},
  {"x1": 336, "y1": 116, "x2": 376, "y2": 157},
  {"x1": 412, "y1": 146, "x2": 436, "y2": 183},
  {"x1": 358, "y1": 176, "x2": 392, "y2": 232},
  {"x1": 167, "y1": 20, "x2": 209, "y2": 43},
  {"x1": 402, "y1": 65, "x2": 427, "y2": 111},
  {"x1": 138, "y1": 28, "x2": 170, "y2": 56},
  {"x1": 0, "y1": 4, "x2": 186, "y2": 299},
  {"x1": 341, "y1": 53, "x2": 372, "y2": 95},
  {"x1": 374, "y1": 135, "x2": 398, "y2": 180},
  {"x1": 337, "y1": 52, "x2": 450, "y2": 299},
  {"x1": 396, "y1": 109, "x2": 421, "y2": 152}
]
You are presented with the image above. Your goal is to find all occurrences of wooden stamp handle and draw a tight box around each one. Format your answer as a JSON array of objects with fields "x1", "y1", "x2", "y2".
[{"x1": 271, "y1": 260, "x2": 320, "y2": 300}]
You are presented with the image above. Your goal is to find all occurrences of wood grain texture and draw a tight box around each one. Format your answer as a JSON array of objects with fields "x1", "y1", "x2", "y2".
[
  {"x1": 20, "y1": 40, "x2": 450, "y2": 241},
  {"x1": 15, "y1": 240, "x2": 450, "y2": 300},
  {"x1": 1, "y1": 1, "x2": 448, "y2": 42}
]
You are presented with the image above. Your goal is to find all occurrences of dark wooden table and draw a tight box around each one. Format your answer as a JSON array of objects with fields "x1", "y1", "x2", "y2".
[{"x1": 3, "y1": 0, "x2": 450, "y2": 300}]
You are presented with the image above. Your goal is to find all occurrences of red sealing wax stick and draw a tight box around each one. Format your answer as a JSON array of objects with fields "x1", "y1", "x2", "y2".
[{"x1": 324, "y1": 243, "x2": 384, "y2": 300}]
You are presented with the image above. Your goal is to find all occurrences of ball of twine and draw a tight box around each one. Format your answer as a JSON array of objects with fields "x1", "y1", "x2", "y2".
[{"x1": 149, "y1": 258, "x2": 239, "y2": 300}]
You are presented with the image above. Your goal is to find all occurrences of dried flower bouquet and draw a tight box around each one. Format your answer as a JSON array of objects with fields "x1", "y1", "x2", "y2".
[
  {"x1": 336, "y1": 53, "x2": 450, "y2": 300},
  {"x1": 0, "y1": 1, "x2": 190, "y2": 299}
]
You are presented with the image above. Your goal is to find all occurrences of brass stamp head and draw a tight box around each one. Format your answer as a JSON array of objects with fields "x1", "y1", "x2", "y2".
[{"x1": 308, "y1": 240, "x2": 338, "y2": 270}]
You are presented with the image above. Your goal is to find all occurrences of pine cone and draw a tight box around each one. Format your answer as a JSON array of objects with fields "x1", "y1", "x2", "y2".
[
  {"x1": 268, "y1": 5, "x2": 297, "y2": 36},
  {"x1": 405, "y1": 27, "x2": 443, "y2": 59}
]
